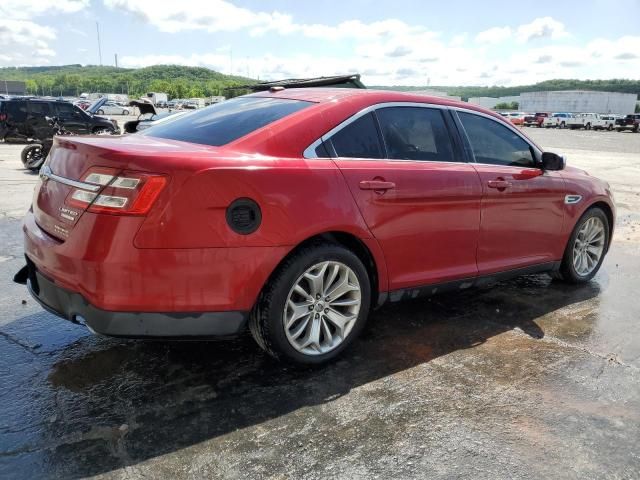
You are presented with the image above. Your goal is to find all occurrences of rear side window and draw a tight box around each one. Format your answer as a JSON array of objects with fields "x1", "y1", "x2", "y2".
[
  {"x1": 3, "y1": 101, "x2": 27, "y2": 122},
  {"x1": 143, "y1": 97, "x2": 312, "y2": 147},
  {"x1": 458, "y1": 112, "x2": 535, "y2": 168},
  {"x1": 376, "y1": 107, "x2": 454, "y2": 162},
  {"x1": 28, "y1": 102, "x2": 51, "y2": 116},
  {"x1": 329, "y1": 112, "x2": 384, "y2": 159}
]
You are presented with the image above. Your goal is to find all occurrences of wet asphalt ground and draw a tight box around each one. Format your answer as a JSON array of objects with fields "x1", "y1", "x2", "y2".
[{"x1": 0, "y1": 128, "x2": 639, "y2": 479}]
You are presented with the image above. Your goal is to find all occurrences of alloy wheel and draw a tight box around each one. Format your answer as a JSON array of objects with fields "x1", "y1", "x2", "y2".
[
  {"x1": 573, "y1": 216, "x2": 605, "y2": 276},
  {"x1": 283, "y1": 261, "x2": 361, "y2": 356}
]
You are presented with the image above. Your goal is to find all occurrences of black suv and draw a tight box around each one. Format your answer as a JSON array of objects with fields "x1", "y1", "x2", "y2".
[{"x1": 0, "y1": 97, "x2": 118, "y2": 143}]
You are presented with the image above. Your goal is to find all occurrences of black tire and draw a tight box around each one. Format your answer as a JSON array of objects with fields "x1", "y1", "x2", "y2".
[
  {"x1": 123, "y1": 110, "x2": 129, "y2": 115},
  {"x1": 21, "y1": 144, "x2": 44, "y2": 170},
  {"x1": 97, "y1": 109, "x2": 104, "y2": 114},
  {"x1": 560, "y1": 121, "x2": 566, "y2": 129},
  {"x1": 607, "y1": 124, "x2": 613, "y2": 131},
  {"x1": 558, "y1": 207, "x2": 610, "y2": 284},
  {"x1": 586, "y1": 123, "x2": 591, "y2": 130},
  {"x1": 249, "y1": 242, "x2": 371, "y2": 365}
]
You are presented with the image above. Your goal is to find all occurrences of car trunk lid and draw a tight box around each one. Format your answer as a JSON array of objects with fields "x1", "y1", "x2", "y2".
[{"x1": 32, "y1": 135, "x2": 222, "y2": 240}]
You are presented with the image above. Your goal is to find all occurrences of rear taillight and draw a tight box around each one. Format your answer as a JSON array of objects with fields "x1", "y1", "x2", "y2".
[
  {"x1": 0, "y1": 113, "x2": 7, "y2": 121},
  {"x1": 67, "y1": 166, "x2": 167, "y2": 215}
]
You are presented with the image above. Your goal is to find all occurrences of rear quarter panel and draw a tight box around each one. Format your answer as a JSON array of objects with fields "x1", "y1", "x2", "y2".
[{"x1": 134, "y1": 157, "x2": 389, "y2": 292}]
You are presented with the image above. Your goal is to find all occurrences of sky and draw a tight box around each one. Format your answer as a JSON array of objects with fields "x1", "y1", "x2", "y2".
[{"x1": 0, "y1": 0, "x2": 639, "y2": 86}]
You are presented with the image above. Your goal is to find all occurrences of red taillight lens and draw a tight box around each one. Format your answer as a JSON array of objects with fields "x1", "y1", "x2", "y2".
[
  {"x1": 0, "y1": 113, "x2": 7, "y2": 121},
  {"x1": 67, "y1": 167, "x2": 167, "y2": 215}
]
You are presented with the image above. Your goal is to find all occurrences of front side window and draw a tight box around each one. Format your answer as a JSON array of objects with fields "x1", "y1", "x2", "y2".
[
  {"x1": 376, "y1": 107, "x2": 454, "y2": 162},
  {"x1": 329, "y1": 112, "x2": 384, "y2": 159},
  {"x1": 458, "y1": 112, "x2": 536, "y2": 168},
  {"x1": 143, "y1": 96, "x2": 312, "y2": 147}
]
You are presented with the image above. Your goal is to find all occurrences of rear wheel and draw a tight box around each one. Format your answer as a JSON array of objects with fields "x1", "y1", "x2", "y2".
[
  {"x1": 250, "y1": 242, "x2": 371, "y2": 365},
  {"x1": 585, "y1": 123, "x2": 591, "y2": 130},
  {"x1": 558, "y1": 208, "x2": 609, "y2": 283},
  {"x1": 607, "y1": 124, "x2": 613, "y2": 131},
  {"x1": 559, "y1": 122, "x2": 566, "y2": 129},
  {"x1": 123, "y1": 110, "x2": 130, "y2": 115},
  {"x1": 97, "y1": 109, "x2": 104, "y2": 114}
]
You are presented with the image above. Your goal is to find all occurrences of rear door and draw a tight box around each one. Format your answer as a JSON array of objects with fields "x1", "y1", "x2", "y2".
[
  {"x1": 455, "y1": 110, "x2": 565, "y2": 274},
  {"x1": 328, "y1": 105, "x2": 482, "y2": 290},
  {"x1": 26, "y1": 101, "x2": 53, "y2": 139}
]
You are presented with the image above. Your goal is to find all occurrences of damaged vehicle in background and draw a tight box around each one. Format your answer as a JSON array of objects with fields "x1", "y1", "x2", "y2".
[
  {"x1": 124, "y1": 98, "x2": 186, "y2": 133},
  {"x1": 0, "y1": 97, "x2": 117, "y2": 143},
  {"x1": 14, "y1": 88, "x2": 615, "y2": 366}
]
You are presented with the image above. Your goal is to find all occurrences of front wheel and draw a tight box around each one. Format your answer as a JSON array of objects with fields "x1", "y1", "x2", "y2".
[
  {"x1": 560, "y1": 121, "x2": 566, "y2": 129},
  {"x1": 585, "y1": 123, "x2": 591, "y2": 130},
  {"x1": 607, "y1": 124, "x2": 613, "y2": 131},
  {"x1": 558, "y1": 208, "x2": 609, "y2": 283},
  {"x1": 250, "y1": 242, "x2": 371, "y2": 365},
  {"x1": 123, "y1": 110, "x2": 129, "y2": 115},
  {"x1": 96, "y1": 109, "x2": 104, "y2": 115}
]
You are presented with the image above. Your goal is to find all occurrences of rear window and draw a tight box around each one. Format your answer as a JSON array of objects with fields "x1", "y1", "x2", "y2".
[{"x1": 143, "y1": 97, "x2": 312, "y2": 147}]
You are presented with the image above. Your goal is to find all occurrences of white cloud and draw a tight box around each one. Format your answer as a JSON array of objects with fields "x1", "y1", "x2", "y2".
[
  {"x1": 0, "y1": 0, "x2": 88, "y2": 20},
  {"x1": 475, "y1": 26, "x2": 511, "y2": 44},
  {"x1": 517, "y1": 17, "x2": 568, "y2": 42},
  {"x1": 0, "y1": 0, "x2": 89, "y2": 66},
  {"x1": 0, "y1": 19, "x2": 58, "y2": 65}
]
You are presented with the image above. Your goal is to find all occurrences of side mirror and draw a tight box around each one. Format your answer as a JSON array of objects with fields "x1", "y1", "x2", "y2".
[{"x1": 541, "y1": 151, "x2": 566, "y2": 171}]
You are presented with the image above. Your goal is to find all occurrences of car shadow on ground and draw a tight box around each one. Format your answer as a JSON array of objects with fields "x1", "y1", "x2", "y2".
[{"x1": 4, "y1": 275, "x2": 601, "y2": 478}]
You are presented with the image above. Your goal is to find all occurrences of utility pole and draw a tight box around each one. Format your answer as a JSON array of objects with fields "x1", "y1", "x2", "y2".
[
  {"x1": 96, "y1": 22, "x2": 103, "y2": 66},
  {"x1": 115, "y1": 53, "x2": 118, "y2": 68}
]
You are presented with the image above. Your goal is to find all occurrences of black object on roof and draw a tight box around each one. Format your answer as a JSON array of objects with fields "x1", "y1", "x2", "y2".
[{"x1": 235, "y1": 74, "x2": 366, "y2": 92}]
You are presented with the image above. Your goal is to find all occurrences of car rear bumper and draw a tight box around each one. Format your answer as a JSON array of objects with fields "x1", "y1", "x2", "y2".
[{"x1": 15, "y1": 260, "x2": 248, "y2": 338}]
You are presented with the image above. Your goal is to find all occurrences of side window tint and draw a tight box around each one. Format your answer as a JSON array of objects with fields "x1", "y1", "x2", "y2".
[
  {"x1": 55, "y1": 103, "x2": 75, "y2": 118},
  {"x1": 330, "y1": 112, "x2": 384, "y2": 159},
  {"x1": 5, "y1": 101, "x2": 27, "y2": 123},
  {"x1": 28, "y1": 102, "x2": 51, "y2": 116},
  {"x1": 314, "y1": 142, "x2": 330, "y2": 158},
  {"x1": 458, "y1": 112, "x2": 536, "y2": 167},
  {"x1": 376, "y1": 107, "x2": 454, "y2": 162}
]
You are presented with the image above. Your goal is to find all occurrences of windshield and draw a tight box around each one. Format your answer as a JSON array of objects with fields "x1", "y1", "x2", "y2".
[{"x1": 142, "y1": 96, "x2": 312, "y2": 147}]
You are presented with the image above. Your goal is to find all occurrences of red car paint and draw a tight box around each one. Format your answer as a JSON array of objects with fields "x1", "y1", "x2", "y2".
[{"x1": 21, "y1": 88, "x2": 615, "y2": 334}]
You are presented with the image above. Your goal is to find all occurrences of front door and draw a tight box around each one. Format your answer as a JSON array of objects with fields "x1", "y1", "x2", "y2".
[
  {"x1": 329, "y1": 106, "x2": 483, "y2": 290},
  {"x1": 456, "y1": 111, "x2": 565, "y2": 274}
]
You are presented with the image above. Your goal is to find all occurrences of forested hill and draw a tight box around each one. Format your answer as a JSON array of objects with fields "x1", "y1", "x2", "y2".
[
  {"x1": 2, "y1": 65, "x2": 639, "y2": 101},
  {"x1": 372, "y1": 79, "x2": 640, "y2": 100},
  {"x1": 0, "y1": 64, "x2": 254, "y2": 98}
]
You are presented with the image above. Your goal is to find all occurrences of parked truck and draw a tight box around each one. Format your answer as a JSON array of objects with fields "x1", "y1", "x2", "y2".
[
  {"x1": 145, "y1": 92, "x2": 169, "y2": 107},
  {"x1": 615, "y1": 114, "x2": 640, "y2": 132}
]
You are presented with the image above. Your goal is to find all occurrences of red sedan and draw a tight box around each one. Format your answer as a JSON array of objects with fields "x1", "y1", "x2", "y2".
[{"x1": 15, "y1": 88, "x2": 615, "y2": 365}]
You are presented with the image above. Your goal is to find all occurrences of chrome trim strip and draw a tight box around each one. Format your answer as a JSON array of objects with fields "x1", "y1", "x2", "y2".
[
  {"x1": 39, "y1": 166, "x2": 101, "y2": 192},
  {"x1": 303, "y1": 101, "x2": 448, "y2": 159}
]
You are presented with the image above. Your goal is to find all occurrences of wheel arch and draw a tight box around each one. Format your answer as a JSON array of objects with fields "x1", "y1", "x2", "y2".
[
  {"x1": 260, "y1": 230, "x2": 387, "y2": 310},
  {"x1": 587, "y1": 201, "x2": 615, "y2": 252}
]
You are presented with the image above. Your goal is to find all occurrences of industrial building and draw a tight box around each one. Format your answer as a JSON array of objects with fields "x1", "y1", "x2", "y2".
[
  {"x1": 0, "y1": 80, "x2": 26, "y2": 96},
  {"x1": 467, "y1": 96, "x2": 520, "y2": 109},
  {"x1": 519, "y1": 91, "x2": 637, "y2": 114},
  {"x1": 411, "y1": 90, "x2": 462, "y2": 101},
  {"x1": 467, "y1": 90, "x2": 637, "y2": 114}
]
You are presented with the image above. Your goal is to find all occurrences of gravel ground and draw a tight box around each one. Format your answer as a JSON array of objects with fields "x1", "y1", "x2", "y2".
[{"x1": 0, "y1": 127, "x2": 639, "y2": 479}]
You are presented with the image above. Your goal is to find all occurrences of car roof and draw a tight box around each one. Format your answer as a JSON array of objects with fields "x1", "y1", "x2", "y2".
[{"x1": 248, "y1": 87, "x2": 506, "y2": 120}]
